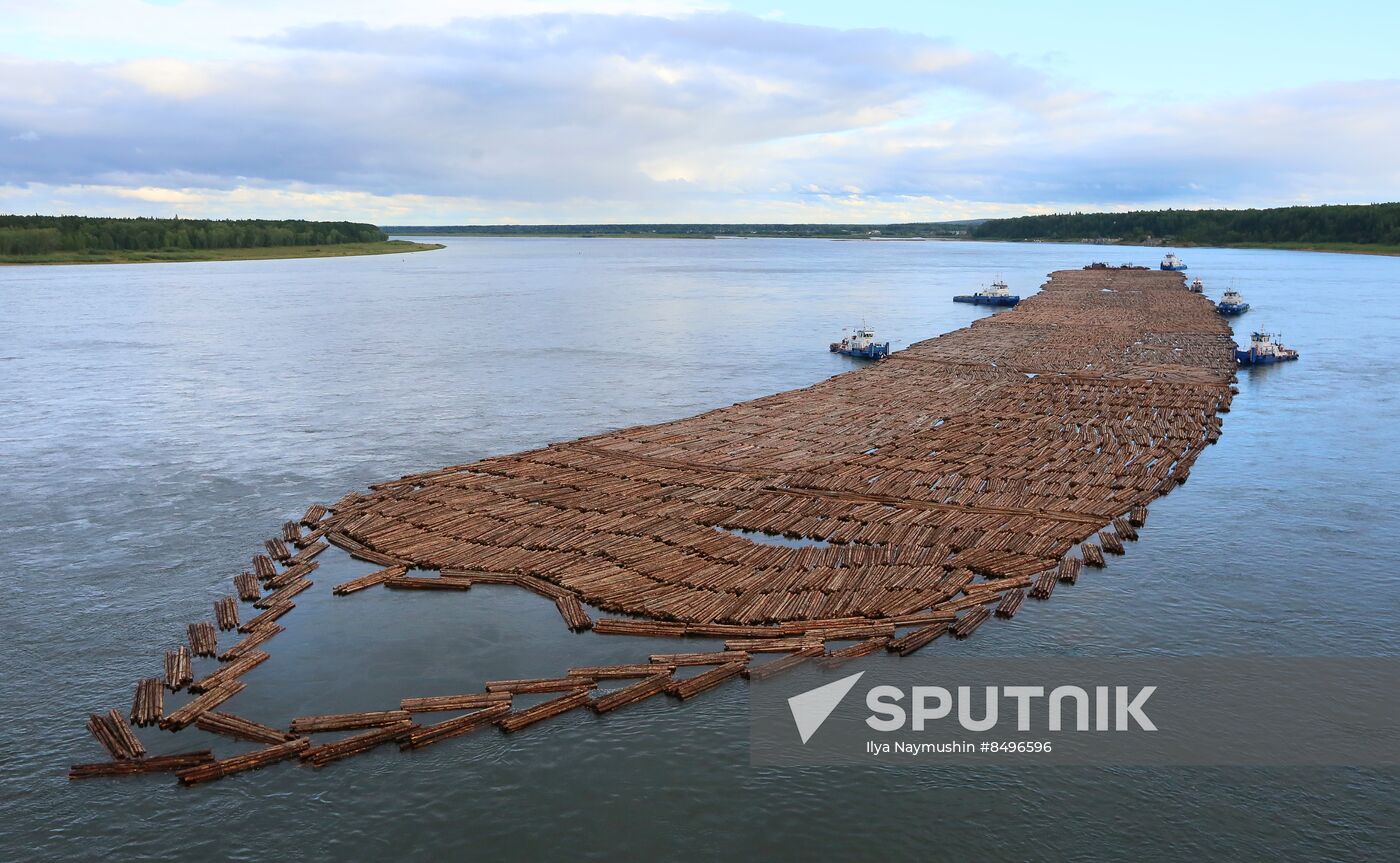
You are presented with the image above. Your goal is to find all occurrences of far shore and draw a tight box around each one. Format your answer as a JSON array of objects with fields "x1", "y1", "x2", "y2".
[{"x1": 0, "y1": 239, "x2": 444, "y2": 266}]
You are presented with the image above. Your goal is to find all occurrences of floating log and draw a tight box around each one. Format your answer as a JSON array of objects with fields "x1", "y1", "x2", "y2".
[
  {"x1": 264, "y1": 561, "x2": 318, "y2": 590},
  {"x1": 649, "y1": 650, "x2": 749, "y2": 667},
  {"x1": 287, "y1": 541, "x2": 328, "y2": 567},
  {"x1": 264, "y1": 537, "x2": 291, "y2": 563},
  {"x1": 592, "y1": 618, "x2": 688, "y2": 637},
  {"x1": 332, "y1": 565, "x2": 406, "y2": 596},
  {"x1": 400, "y1": 692, "x2": 512, "y2": 713},
  {"x1": 590, "y1": 673, "x2": 672, "y2": 714},
  {"x1": 234, "y1": 572, "x2": 261, "y2": 602},
  {"x1": 160, "y1": 681, "x2": 246, "y2": 731},
  {"x1": 87, "y1": 710, "x2": 144, "y2": 760},
  {"x1": 822, "y1": 636, "x2": 890, "y2": 665},
  {"x1": 190, "y1": 651, "x2": 268, "y2": 693},
  {"x1": 1112, "y1": 517, "x2": 1138, "y2": 541},
  {"x1": 301, "y1": 504, "x2": 329, "y2": 526},
  {"x1": 195, "y1": 712, "x2": 296, "y2": 745},
  {"x1": 177, "y1": 737, "x2": 309, "y2": 786},
  {"x1": 498, "y1": 689, "x2": 592, "y2": 733},
  {"x1": 1099, "y1": 530, "x2": 1125, "y2": 555},
  {"x1": 994, "y1": 588, "x2": 1026, "y2": 618},
  {"x1": 723, "y1": 637, "x2": 822, "y2": 653},
  {"x1": 554, "y1": 594, "x2": 593, "y2": 632},
  {"x1": 164, "y1": 646, "x2": 192, "y2": 690},
  {"x1": 668, "y1": 662, "x2": 747, "y2": 700},
  {"x1": 187, "y1": 622, "x2": 218, "y2": 657},
  {"x1": 69, "y1": 751, "x2": 214, "y2": 780},
  {"x1": 384, "y1": 575, "x2": 471, "y2": 591},
  {"x1": 282, "y1": 520, "x2": 303, "y2": 544},
  {"x1": 303, "y1": 720, "x2": 416, "y2": 767},
  {"x1": 251, "y1": 554, "x2": 277, "y2": 580},
  {"x1": 1030, "y1": 570, "x2": 1057, "y2": 600},
  {"x1": 485, "y1": 676, "x2": 596, "y2": 695},
  {"x1": 238, "y1": 602, "x2": 293, "y2": 633},
  {"x1": 1129, "y1": 505, "x2": 1148, "y2": 527},
  {"x1": 1081, "y1": 543, "x2": 1106, "y2": 568},
  {"x1": 130, "y1": 678, "x2": 163, "y2": 727},
  {"x1": 400, "y1": 703, "x2": 511, "y2": 750},
  {"x1": 1057, "y1": 557, "x2": 1082, "y2": 584},
  {"x1": 951, "y1": 606, "x2": 991, "y2": 639},
  {"x1": 289, "y1": 710, "x2": 412, "y2": 734},
  {"x1": 255, "y1": 577, "x2": 313, "y2": 609},
  {"x1": 742, "y1": 645, "x2": 823, "y2": 680},
  {"x1": 568, "y1": 664, "x2": 672, "y2": 679},
  {"x1": 887, "y1": 622, "x2": 950, "y2": 657},
  {"x1": 218, "y1": 624, "x2": 283, "y2": 661},
  {"x1": 214, "y1": 596, "x2": 240, "y2": 631}
]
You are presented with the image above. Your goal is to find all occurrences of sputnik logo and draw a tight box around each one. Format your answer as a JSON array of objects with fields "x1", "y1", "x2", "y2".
[{"x1": 788, "y1": 671, "x2": 864, "y2": 744}]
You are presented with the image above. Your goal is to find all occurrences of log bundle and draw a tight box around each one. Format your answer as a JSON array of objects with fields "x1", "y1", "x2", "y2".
[{"x1": 130, "y1": 678, "x2": 163, "y2": 727}]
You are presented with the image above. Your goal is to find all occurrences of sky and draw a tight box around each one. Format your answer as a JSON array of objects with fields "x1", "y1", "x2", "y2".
[{"x1": 0, "y1": 0, "x2": 1397, "y2": 224}]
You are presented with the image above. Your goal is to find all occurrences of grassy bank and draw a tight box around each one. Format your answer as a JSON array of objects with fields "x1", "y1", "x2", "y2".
[
  {"x1": 1216, "y1": 241, "x2": 1400, "y2": 257},
  {"x1": 0, "y1": 239, "x2": 444, "y2": 266}
]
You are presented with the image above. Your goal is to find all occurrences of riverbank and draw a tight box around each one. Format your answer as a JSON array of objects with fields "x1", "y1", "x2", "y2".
[{"x1": 0, "y1": 239, "x2": 444, "y2": 266}]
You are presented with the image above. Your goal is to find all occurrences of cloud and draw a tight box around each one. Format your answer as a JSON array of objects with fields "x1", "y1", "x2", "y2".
[{"x1": 0, "y1": 9, "x2": 1396, "y2": 221}]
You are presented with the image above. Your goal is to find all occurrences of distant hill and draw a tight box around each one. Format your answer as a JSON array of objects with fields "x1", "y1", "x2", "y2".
[
  {"x1": 382, "y1": 222, "x2": 979, "y2": 239},
  {"x1": 970, "y1": 203, "x2": 1400, "y2": 249}
]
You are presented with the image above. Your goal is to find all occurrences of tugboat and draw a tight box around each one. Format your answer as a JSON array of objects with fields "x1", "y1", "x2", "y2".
[
  {"x1": 953, "y1": 278, "x2": 1020, "y2": 307},
  {"x1": 1189, "y1": 277, "x2": 1204, "y2": 293},
  {"x1": 830, "y1": 323, "x2": 890, "y2": 360},
  {"x1": 1217, "y1": 286, "x2": 1250, "y2": 315},
  {"x1": 1235, "y1": 331, "x2": 1299, "y2": 365},
  {"x1": 1160, "y1": 253, "x2": 1188, "y2": 271}
]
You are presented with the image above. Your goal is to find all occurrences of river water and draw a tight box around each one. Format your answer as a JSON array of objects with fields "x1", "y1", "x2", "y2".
[{"x1": 2, "y1": 238, "x2": 1397, "y2": 860}]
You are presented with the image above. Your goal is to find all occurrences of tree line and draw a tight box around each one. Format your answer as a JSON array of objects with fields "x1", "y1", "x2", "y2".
[
  {"x1": 970, "y1": 203, "x2": 1400, "y2": 246},
  {"x1": 0, "y1": 215, "x2": 386, "y2": 256},
  {"x1": 383, "y1": 222, "x2": 972, "y2": 238}
]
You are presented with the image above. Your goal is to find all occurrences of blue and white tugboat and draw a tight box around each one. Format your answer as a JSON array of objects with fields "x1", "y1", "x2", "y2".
[
  {"x1": 953, "y1": 277, "x2": 1020, "y2": 307},
  {"x1": 1190, "y1": 277, "x2": 1205, "y2": 293},
  {"x1": 1235, "y1": 331, "x2": 1298, "y2": 365},
  {"x1": 1160, "y1": 252, "x2": 1188, "y2": 271},
  {"x1": 830, "y1": 323, "x2": 890, "y2": 360},
  {"x1": 1217, "y1": 286, "x2": 1250, "y2": 315}
]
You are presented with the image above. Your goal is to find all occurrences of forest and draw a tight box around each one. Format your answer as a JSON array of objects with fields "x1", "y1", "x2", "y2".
[
  {"x1": 0, "y1": 215, "x2": 386, "y2": 256},
  {"x1": 383, "y1": 222, "x2": 975, "y2": 239},
  {"x1": 970, "y1": 203, "x2": 1400, "y2": 246}
]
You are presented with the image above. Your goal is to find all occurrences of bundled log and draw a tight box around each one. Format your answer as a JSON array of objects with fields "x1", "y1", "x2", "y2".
[
  {"x1": 400, "y1": 703, "x2": 511, "y2": 750},
  {"x1": 69, "y1": 751, "x2": 213, "y2": 780},
  {"x1": 265, "y1": 560, "x2": 318, "y2": 590},
  {"x1": 186, "y1": 622, "x2": 218, "y2": 657},
  {"x1": 821, "y1": 636, "x2": 889, "y2": 665},
  {"x1": 1129, "y1": 505, "x2": 1148, "y2": 527},
  {"x1": 332, "y1": 565, "x2": 406, "y2": 596},
  {"x1": 889, "y1": 610, "x2": 958, "y2": 626},
  {"x1": 164, "y1": 646, "x2": 192, "y2": 690},
  {"x1": 87, "y1": 710, "x2": 144, "y2": 760},
  {"x1": 994, "y1": 588, "x2": 1026, "y2": 618},
  {"x1": 301, "y1": 503, "x2": 329, "y2": 526},
  {"x1": 161, "y1": 681, "x2": 246, "y2": 731},
  {"x1": 190, "y1": 651, "x2": 268, "y2": 693},
  {"x1": 649, "y1": 650, "x2": 749, "y2": 667},
  {"x1": 498, "y1": 689, "x2": 592, "y2": 733},
  {"x1": 723, "y1": 637, "x2": 822, "y2": 653},
  {"x1": 282, "y1": 520, "x2": 303, "y2": 544},
  {"x1": 1057, "y1": 557, "x2": 1082, "y2": 584},
  {"x1": 568, "y1": 664, "x2": 672, "y2": 679},
  {"x1": 887, "y1": 622, "x2": 950, "y2": 657},
  {"x1": 592, "y1": 618, "x2": 688, "y2": 637},
  {"x1": 400, "y1": 692, "x2": 511, "y2": 713},
  {"x1": 554, "y1": 594, "x2": 593, "y2": 632},
  {"x1": 287, "y1": 541, "x2": 328, "y2": 566},
  {"x1": 667, "y1": 662, "x2": 746, "y2": 700},
  {"x1": 485, "y1": 676, "x2": 596, "y2": 695},
  {"x1": 590, "y1": 673, "x2": 672, "y2": 714},
  {"x1": 1081, "y1": 543, "x2": 1106, "y2": 567},
  {"x1": 1099, "y1": 530, "x2": 1126, "y2": 555},
  {"x1": 1112, "y1": 517, "x2": 1139, "y2": 542},
  {"x1": 177, "y1": 738, "x2": 309, "y2": 786},
  {"x1": 742, "y1": 645, "x2": 823, "y2": 680},
  {"x1": 384, "y1": 575, "x2": 471, "y2": 591},
  {"x1": 234, "y1": 572, "x2": 261, "y2": 602},
  {"x1": 195, "y1": 712, "x2": 295, "y2": 745},
  {"x1": 218, "y1": 624, "x2": 283, "y2": 661},
  {"x1": 289, "y1": 710, "x2": 412, "y2": 734},
  {"x1": 238, "y1": 602, "x2": 293, "y2": 633},
  {"x1": 1030, "y1": 570, "x2": 1057, "y2": 600},
  {"x1": 251, "y1": 554, "x2": 277, "y2": 580},
  {"x1": 951, "y1": 606, "x2": 991, "y2": 639},
  {"x1": 255, "y1": 578, "x2": 312, "y2": 609},
  {"x1": 264, "y1": 537, "x2": 291, "y2": 563},
  {"x1": 303, "y1": 720, "x2": 416, "y2": 767},
  {"x1": 130, "y1": 678, "x2": 163, "y2": 727},
  {"x1": 214, "y1": 596, "x2": 240, "y2": 631},
  {"x1": 800, "y1": 622, "x2": 894, "y2": 641}
]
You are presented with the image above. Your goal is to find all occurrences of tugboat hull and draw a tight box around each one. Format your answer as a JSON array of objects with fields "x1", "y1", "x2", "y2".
[
  {"x1": 1217, "y1": 303, "x2": 1250, "y2": 315},
  {"x1": 831, "y1": 343, "x2": 889, "y2": 360},
  {"x1": 952, "y1": 295, "x2": 1020, "y2": 306},
  {"x1": 1160, "y1": 264, "x2": 1188, "y2": 271},
  {"x1": 1236, "y1": 348, "x2": 1298, "y2": 365}
]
